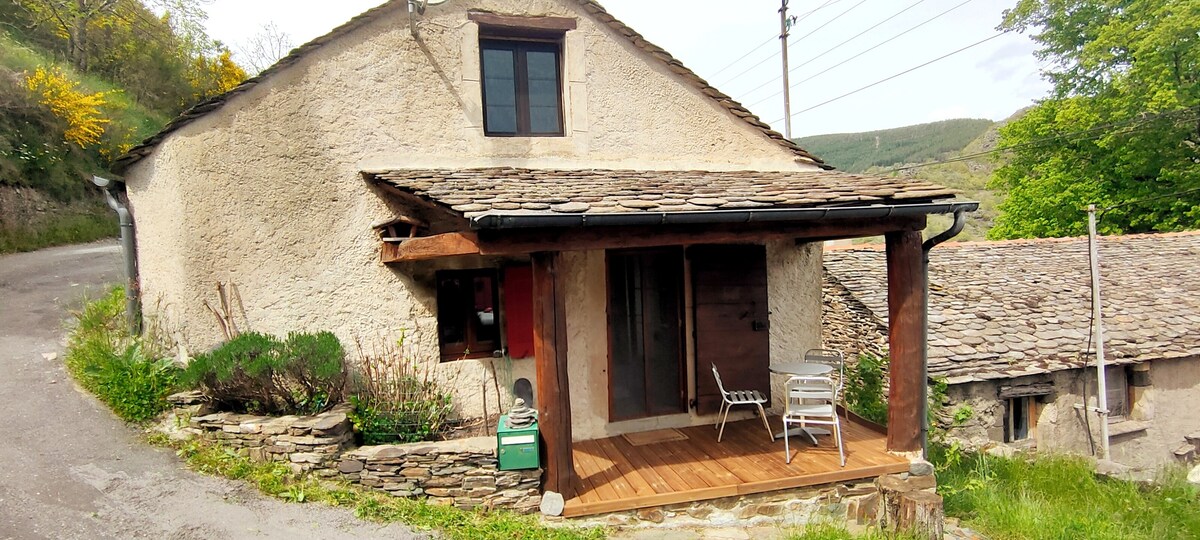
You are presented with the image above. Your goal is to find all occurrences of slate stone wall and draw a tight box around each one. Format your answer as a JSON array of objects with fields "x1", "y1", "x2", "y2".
[
  {"x1": 185, "y1": 404, "x2": 355, "y2": 476},
  {"x1": 337, "y1": 437, "x2": 542, "y2": 513}
]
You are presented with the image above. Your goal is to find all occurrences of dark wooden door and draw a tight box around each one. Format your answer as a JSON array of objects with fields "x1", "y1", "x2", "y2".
[
  {"x1": 607, "y1": 248, "x2": 686, "y2": 421},
  {"x1": 691, "y1": 244, "x2": 771, "y2": 415}
]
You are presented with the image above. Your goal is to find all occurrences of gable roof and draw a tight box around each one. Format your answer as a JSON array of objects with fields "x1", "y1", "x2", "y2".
[
  {"x1": 367, "y1": 167, "x2": 958, "y2": 220},
  {"x1": 110, "y1": 0, "x2": 825, "y2": 174},
  {"x1": 824, "y1": 231, "x2": 1200, "y2": 385}
]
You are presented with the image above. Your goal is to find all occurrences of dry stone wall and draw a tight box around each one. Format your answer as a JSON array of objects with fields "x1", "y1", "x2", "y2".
[
  {"x1": 338, "y1": 437, "x2": 542, "y2": 513},
  {"x1": 185, "y1": 404, "x2": 355, "y2": 476}
]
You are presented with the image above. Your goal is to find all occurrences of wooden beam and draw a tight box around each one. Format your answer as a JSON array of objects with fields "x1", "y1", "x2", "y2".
[
  {"x1": 468, "y1": 11, "x2": 578, "y2": 32},
  {"x1": 531, "y1": 252, "x2": 575, "y2": 498},
  {"x1": 476, "y1": 216, "x2": 924, "y2": 256},
  {"x1": 885, "y1": 230, "x2": 926, "y2": 453},
  {"x1": 381, "y1": 232, "x2": 481, "y2": 263}
]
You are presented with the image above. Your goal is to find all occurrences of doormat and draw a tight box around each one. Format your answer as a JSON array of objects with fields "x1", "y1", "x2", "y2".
[{"x1": 622, "y1": 428, "x2": 689, "y2": 446}]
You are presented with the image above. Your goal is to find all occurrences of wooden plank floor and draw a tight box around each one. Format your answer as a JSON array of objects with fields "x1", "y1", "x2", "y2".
[{"x1": 563, "y1": 416, "x2": 909, "y2": 517}]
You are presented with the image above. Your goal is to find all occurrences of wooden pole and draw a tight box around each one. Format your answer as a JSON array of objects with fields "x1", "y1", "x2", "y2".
[
  {"x1": 531, "y1": 252, "x2": 575, "y2": 498},
  {"x1": 885, "y1": 230, "x2": 925, "y2": 453}
]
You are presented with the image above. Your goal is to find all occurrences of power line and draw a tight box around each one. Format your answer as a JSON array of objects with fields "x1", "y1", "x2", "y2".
[
  {"x1": 880, "y1": 107, "x2": 1200, "y2": 173},
  {"x1": 771, "y1": 31, "x2": 1009, "y2": 124},
  {"x1": 742, "y1": 0, "x2": 931, "y2": 106},
  {"x1": 788, "y1": 0, "x2": 869, "y2": 50},
  {"x1": 751, "y1": 0, "x2": 978, "y2": 109},
  {"x1": 707, "y1": 34, "x2": 778, "y2": 80},
  {"x1": 713, "y1": 0, "x2": 847, "y2": 88}
]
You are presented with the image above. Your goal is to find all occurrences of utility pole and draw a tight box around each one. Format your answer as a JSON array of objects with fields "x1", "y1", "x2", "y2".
[
  {"x1": 779, "y1": 0, "x2": 796, "y2": 140},
  {"x1": 1087, "y1": 204, "x2": 1112, "y2": 460}
]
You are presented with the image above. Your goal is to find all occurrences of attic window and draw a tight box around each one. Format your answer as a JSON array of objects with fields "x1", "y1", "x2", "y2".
[{"x1": 470, "y1": 12, "x2": 574, "y2": 137}]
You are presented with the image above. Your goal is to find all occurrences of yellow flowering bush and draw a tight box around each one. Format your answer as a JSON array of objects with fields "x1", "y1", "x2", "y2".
[{"x1": 24, "y1": 66, "x2": 111, "y2": 148}]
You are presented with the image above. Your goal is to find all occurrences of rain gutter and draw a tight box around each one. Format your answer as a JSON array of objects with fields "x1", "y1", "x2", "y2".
[{"x1": 470, "y1": 201, "x2": 979, "y2": 230}]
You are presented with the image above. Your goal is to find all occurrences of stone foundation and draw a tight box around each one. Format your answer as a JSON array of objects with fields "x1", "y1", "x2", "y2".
[{"x1": 338, "y1": 438, "x2": 542, "y2": 513}]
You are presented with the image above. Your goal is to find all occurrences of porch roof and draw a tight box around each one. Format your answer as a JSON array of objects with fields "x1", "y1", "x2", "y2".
[
  {"x1": 824, "y1": 231, "x2": 1200, "y2": 385},
  {"x1": 365, "y1": 167, "x2": 959, "y2": 222}
]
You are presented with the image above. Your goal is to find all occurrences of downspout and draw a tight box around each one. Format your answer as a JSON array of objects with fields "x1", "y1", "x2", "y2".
[
  {"x1": 919, "y1": 209, "x2": 967, "y2": 459},
  {"x1": 92, "y1": 175, "x2": 140, "y2": 335}
]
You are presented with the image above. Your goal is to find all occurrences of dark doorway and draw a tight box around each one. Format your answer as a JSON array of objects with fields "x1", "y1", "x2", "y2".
[
  {"x1": 607, "y1": 248, "x2": 686, "y2": 421},
  {"x1": 691, "y1": 244, "x2": 771, "y2": 415}
]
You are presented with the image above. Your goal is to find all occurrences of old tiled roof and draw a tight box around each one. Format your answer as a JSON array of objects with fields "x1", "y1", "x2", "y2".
[
  {"x1": 823, "y1": 232, "x2": 1200, "y2": 385},
  {"x1": 367, "y1": 167, "x2": 957, "y2": 217},
  {"x1": 110, "y1": 0, "x2": 824, "y2": 174}
]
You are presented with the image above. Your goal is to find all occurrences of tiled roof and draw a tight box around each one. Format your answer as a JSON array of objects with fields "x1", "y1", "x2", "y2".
[
  {"x1": 823, "y1": 232, "x2": 1200, "y2": 384},
  {"x1": 367, "y1": 167, "x2": 957, "y2": 217},
  {"x1": 111, "y1": 0, "x2": 824, "y2": 174}
]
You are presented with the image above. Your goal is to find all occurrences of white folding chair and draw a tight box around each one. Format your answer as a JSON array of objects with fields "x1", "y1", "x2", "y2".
[
  {"x1": 782, "y1": 376, "x2": 845, "y2": 467},
  {"x1": 711, "y1": 363, "x2": 774, "y2": 443}
]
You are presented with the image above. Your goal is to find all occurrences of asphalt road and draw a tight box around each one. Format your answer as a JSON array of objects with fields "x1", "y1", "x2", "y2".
[{"x1": 0, "y1": 242, "x2": 418, "y2": 539}]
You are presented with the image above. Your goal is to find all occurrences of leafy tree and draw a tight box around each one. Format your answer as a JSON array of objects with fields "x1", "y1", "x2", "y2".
[{"x1": 988, "y1": 0, "x2": 1200, "y2": 239}]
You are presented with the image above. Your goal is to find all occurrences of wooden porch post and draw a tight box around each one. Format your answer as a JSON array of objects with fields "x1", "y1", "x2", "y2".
[
  {"x1": 531, "y1": 252, "x2": 575, "y2": 498},
  {"x1": 885, "y1": 230, "x2": 926, "y2": 453}
]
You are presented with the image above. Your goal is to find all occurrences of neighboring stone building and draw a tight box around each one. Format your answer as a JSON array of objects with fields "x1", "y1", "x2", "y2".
[
  {"x1": 108, "y1": 0, "x2": 974, "y2": 519},
  {"x1": 824, "y1": 232, "x2": 1200, "y2": 472}
]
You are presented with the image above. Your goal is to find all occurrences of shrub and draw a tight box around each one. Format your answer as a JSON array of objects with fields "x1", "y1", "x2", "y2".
[
  {"x1": 65, "y1": 287, "x2": 180, "y2": 422},
  {"x1": 182, "y1": 331, "x2": 346, "y2": 415},
  {"x1": 348, "y1": 338, "x2": 454, "y2": 445},
  {"x1": 844, "y1": 352, "x2": 888, "y2": 425}
]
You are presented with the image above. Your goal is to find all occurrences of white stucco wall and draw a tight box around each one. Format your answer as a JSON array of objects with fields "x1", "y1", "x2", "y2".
[
  {"x1": 123, "y1": 0, "x2": 821, "y2": 425},
  {"x1": 946, "y1": 356, "x2": 1200, "y2": 471}
]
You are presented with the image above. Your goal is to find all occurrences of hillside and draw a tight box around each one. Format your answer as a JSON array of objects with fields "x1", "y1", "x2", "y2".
[
  {"x1": 0, "y1": 0, "x2": 247, "y2": 253},
  {"x1": 795, "y1": 116, "x2": 1020, "y2": 241},
  {"x1": 796, "y1": 118, "x2": 995, "y2": 174}
]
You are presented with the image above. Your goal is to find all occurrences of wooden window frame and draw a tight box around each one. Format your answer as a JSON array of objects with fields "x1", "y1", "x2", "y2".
[
  {"x1": 479, "y1": 37, "x2": 565, "y2": 137},
  {"x1": 436, "y1": 268, "x2": 502, "y2": 362}
]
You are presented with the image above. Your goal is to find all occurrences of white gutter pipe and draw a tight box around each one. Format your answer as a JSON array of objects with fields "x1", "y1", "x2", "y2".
[{"x1": 93, "y1": 175, "x2": 140, "y2": 335}]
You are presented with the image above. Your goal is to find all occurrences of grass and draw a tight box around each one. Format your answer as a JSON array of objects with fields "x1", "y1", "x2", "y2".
[
  {"x1": 784, "y1": 522, "x2": 927, "y2": 539},
  {"x1": 0, "y1": 206, "x2": 118, "y2": 254},
  {"x1": 936, "y1": 450, "x2": 1200, "y2": 540},
  {"x1": 148, "y1": 434, "x2": 605, "y2": 540},
  {"x1": 64, "y1": 287, "x2": 180, "y2": 422}
]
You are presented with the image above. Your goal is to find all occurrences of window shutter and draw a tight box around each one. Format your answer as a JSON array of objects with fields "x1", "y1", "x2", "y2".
[{"x1": 503, "y1": 265, "x2": 535, "y2": 359}]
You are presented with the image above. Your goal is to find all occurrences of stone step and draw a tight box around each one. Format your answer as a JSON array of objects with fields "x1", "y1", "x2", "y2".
[{"x1": 1174, "y1": 444, "x2": 1196, "y2": 463}]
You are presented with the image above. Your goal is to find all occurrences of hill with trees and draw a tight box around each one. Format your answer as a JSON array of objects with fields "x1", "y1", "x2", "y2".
[
  {"x1": 795, "y1": 119, "x2": 995, "y2": 174},
  {"x1": 0, "y1": 0, "x2": 247, "y2": 253}
]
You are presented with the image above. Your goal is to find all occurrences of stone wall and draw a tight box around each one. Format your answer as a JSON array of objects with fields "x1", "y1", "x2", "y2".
[
  {"x1": 183, "y1": 404, "x2": 355, "y2": 476},
  {"x1": 338, "y1": 438, "x2": 542, "y2": 513},
  {"x1": 821, "y1": 271, "x2": 888, "y2": 362}
]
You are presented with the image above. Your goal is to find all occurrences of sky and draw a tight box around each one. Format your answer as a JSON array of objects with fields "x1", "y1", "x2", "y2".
[{"x1": 201, "y1": 0, "x2": 1051, "y2": 138}]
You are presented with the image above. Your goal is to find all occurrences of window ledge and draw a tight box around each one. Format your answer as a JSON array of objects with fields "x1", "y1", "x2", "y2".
[{"x1": 1108, "y1": 420, "x2": 1151, "y2": 438}]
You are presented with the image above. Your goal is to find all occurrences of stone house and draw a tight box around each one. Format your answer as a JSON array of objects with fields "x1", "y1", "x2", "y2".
[
  {"x1": 823, "y1": 232, "x2": 1200, "y2": 472},
  {"x1": 107, "y1": 0, "x2": 975, "y2": 517}
]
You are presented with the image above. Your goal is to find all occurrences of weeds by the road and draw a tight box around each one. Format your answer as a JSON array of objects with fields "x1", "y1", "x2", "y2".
[
  {"x1": 784, "y1": 522, "x2": 926, "y2": 539},
  {"x1": 936, "y1": 450, "x2": 1200, "y2": 540},
  {"x1": 65, "y1": 287, "x2": 180, "y2": 421},
  {"x1": 0, "y1": 209, "x2": 118, "y2": 254},
  {"x1": 148, "y1": 434, "x2": 605, "y2": 540}
]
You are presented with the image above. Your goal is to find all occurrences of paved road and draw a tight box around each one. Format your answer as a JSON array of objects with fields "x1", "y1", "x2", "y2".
[{"x1": 0, "y1": 242, "x2": 418, "y2": 539}]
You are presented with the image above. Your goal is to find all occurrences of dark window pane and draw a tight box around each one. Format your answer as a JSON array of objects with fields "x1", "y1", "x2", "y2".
[
  {"x1": 482, "y1": 46, "x2": 517, "y2": 134},
  {"x1": 437, "y1": 270, "x2": 500, "y2": 360},
  {"x1": 526, "y1": 50, "x2": 558, "y2": 81},
  {"x1": 437, "y1": 276, "x2": 469, "y2": 346},
  {"x1": 471, "y1": 275, "x2": 499, "y2": 347}
]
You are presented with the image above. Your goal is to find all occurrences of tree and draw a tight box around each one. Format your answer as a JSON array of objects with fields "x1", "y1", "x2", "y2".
[
  {"x1": 988, "y1": 0, "x2": 1200, "y2": 239},
  {"x1": 25, "y1": 66, "x2": 112, "y2": 148},
  {"x1": 237, "y1": 22, "x2": 294, "y2": 76},
  {"x1": 16, "y1": 0, "x2": 121, "y2": 71}
]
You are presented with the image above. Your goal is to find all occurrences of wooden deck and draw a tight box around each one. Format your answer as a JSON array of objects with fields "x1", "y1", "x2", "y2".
[{"x1": 563, "y1": 416, "x2": 908, "y2": 517}]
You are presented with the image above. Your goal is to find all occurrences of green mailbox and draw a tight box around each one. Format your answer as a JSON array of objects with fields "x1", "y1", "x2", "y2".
[{"x1": 497, "y1": 414, "x2": 540, "y2": 471}]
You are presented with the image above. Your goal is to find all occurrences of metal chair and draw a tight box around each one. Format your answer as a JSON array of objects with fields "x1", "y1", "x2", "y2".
[
  {"x1": 801, "y1": 348, "x2": 846, "y2": 420},
  {"x1": 711, "y1": 363, "x2": 774, "y2": 443},
  {"x1": 783, "y1": 375, "x2": 845, "y2": 466}
]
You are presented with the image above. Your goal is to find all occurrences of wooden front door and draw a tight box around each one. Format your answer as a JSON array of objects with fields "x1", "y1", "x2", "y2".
[
  {"x1": 607, "y1": 248, "x2": 686, "y2": 421},
  {"x1": 691, "y1": 244, "x2": 771, "y2": 415}
]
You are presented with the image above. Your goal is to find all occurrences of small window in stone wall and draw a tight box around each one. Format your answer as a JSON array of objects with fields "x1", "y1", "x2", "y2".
[
  {"x1": 1005, "y1": 396, "x2": 1032, "y2": 443},
  {"x1": 480, "y1": 38, "x2": 564, "y2": 136},
  {"x1": 1105, "y1": 365, "x2": 1129, "y2": 423},
  {"x1": 436, "y1": 269, "x2": 501, "y2": 361}
]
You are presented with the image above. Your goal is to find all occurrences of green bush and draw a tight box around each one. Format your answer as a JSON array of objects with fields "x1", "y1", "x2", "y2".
[
  {"x1": 348, "y1": 338, "x2": 454, "y2": 445},
  {"x1": 65, "y1": 287, "x2": 180, "y2": 422},
  {"x1": 844, "y1": 352, "x2": 888, "y2": 425},
  {"x1": 181, "y1": 331, "x2": 346, "y2": 415}
]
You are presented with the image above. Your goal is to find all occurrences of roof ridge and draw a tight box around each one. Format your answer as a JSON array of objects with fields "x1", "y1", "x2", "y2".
[{"x1": 111, "y1": 0, "x2": 826, "y2": 174}]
